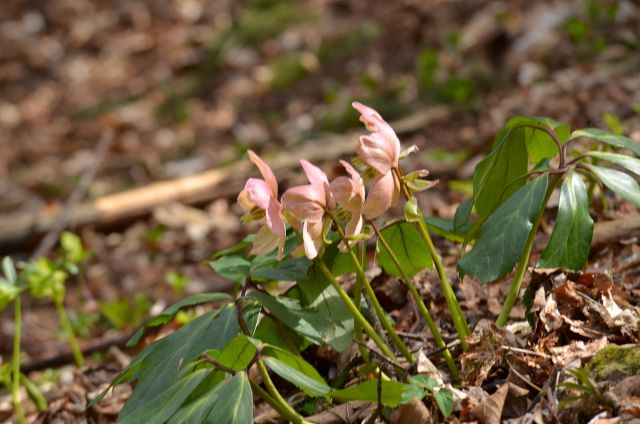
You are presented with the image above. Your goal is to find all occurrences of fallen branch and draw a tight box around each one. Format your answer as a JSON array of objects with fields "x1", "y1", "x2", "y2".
[{"x1": 0, "y1": 107, "x2": 452, "y2": 253}]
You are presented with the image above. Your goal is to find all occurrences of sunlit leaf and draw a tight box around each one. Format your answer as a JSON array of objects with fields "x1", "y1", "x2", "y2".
[
  {"x1": 586, "y1": 151, "x2": 640, "y2": 176},
  {"x1": 587, "y1": 165, "x2": 640, "y2": 206},
  {"x1": 206, "y1": 335, "x2": 257, "y2": 372},
  {"x1": 570, "y1": 128, "x2": 640, "y2": 156},
  {"x1": 203, "y1": 373, "x2": 253, "y2": 424},
  {"x1": 330, "y1": 380, "x2": 407, "y2": 407},
  {"x1": 376, "y1": 221, "x2": 432, "y2": 277},
  {"x1": 262, "y1": 345, "x2": 331, "y2": 396},
  {"x1": 538, "y1": 171, "x2": 593, "y2": 270}
]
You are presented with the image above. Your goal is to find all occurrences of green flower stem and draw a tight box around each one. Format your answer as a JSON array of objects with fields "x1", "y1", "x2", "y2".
[
  {"x1": 496, "y1": 174, "x2": 561, "y2": 327},
  {"x1": 395, "y1": 168, "x2": 470, "y2": 351},
  {"x1": 414, "y1": 217, "x2": 470, "y2": 350},
  {"x1": 316, "y1": 260, "x2": 400, "y2": 363},
  {"x1": 325, "y1": 212, "x2": 414, "y2": 363},
  {"x1": 12, "y1": 296, "x2": 26, "y2": 424},
  {"x1": 54, "y1": 299, "x2": 84, "y2": 367},
  {"x1": 370, "y1": 221, "x2": 460, "y2": 382},
  {"x1": 256, "y1": 360, "x2": 311, "y2": 424},
  {"x1": 353, "y1": 242, "x2": 371, "y2": 363}
]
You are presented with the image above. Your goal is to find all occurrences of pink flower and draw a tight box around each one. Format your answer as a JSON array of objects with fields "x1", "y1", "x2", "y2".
[
  {"x1": 352, "y1": 102, "x2": 402, "y2": 219},
  {"x1": 330, "y1": 160, "x2": 365, "y2": 244},
  {"x1": 238, "y1": 150, "x2": 286, "y2": 258},
  {"x1": 281, "y1": 160, "x2": 334, "y2": 259}
]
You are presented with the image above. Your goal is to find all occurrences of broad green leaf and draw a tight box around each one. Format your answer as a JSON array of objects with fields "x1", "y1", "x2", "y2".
[
  {"x1": 376, "y1": 222, "x2": 432, "y2": 277},
  {"x1": 208, "y1": 255, "x2": 250, "y2": 283},
  {"x1": 587, "y1": 165, "x2": 640, "y2": 206},
  {"x1": 400, "y1": 383, "x2": 426, "y2": 404},
  {"x1": 116, "y1": 305, "x2": 243, "y2": 419},
  {"x1": 570, "y1": 128, "x2": 640, "y2": 156},
  {"x1": 454, "y1": 198, "x2": 473, "y2": 232},
  {"x1": 2, "y1": 257, "x2": 17, "y2": 284},
  {"x1": 170, "y1": 372, "x2": 227, "y2": 424},
  {"x1": 505, "y1": 116, "x2": 568, "y2": 163},
  {"x1": 298, "y1": 263, "x2": 354, "y2": 352},
  {"x1": 408, "y1": 375, "x2": 438, "y2": 391},
  {"x1": 250, "y1": 256, "x2": 311, "y2": 281},
  {"x1": 253, "y1": 314, "x2": 304, "y2": 352},
  {"x1": 212, "y1": 236, "x2": 253, "y2": 259},
  {"x1": 330, "y1": 380, "x2": 407, "y2": 407},
  {"x1": 263, "y1": 346, "x2": 331, "y2": 396},
  {"x1": 246, "y1": 291, "x2": 326, "y2": 346},
  {"x1": 118, "y1": 366, "x2": 212, "y2": 424},
  {"x1": 473, "y1": 127, "x2": 529, "y2": 218},
  {"x1": 538, "y1": 172, "x2": 593, "y2": 270},
  {"x1": 128, "y1": 293, "x2": 232, "y2": 347},
  {"x1": 204, "y1": 373, "x2": 253, "y2": 424},
  {"x1": 458, "y1": 175, "x2": 548, "y2": 283},
  {"x1": 586, "y1": 151, "x2": 640, "y2": 176},
  {"x1": 206, "y1": 335, "x2": 257, "y2": 372},
  {"x1": 434, "y1": 389, "x2": 454, "y2": 417},
  {"x1": 425, "y1": 217, "x2": 470, "y2": 242}
]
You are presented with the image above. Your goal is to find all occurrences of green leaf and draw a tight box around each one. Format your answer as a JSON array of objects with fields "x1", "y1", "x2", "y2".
[
  {"x1": 118, "y1": 366, "x2": 212, "y2": 424},
  {"x1": 208, "y1": 255, "x2": 251, "y2": 284},
  {"x1": 454, "y1": 199, "x2": 473, "y2": 232},
  {"x1": 587, "y1": 165, "x2": 640, "y2": 206},
  {"x1": 298, "y1": 263, "x2": 354, "y2": 352},
  {"x1": 128, "y1": 293, "x2": 232, "y2": 347},
  {"x1": 425, "y1": 217, "x2": 470, "y2": 243},
  {"x1": 434, "y1": 389, "x2": 454, "y2": 417},
  {"x1": 60, "y1": 232, "x2": 89, "y2": 264},
  {"x1": 504, "y1": 116, "x2": 568, "y2": 163},
  {"x1": 408, "y1": 375, "x2": 438, "y2": 391},
  {"x1": 330, "y1": 380, "x2": 407, "y2": 407},
  {"x1": 538, "y1": 171, "x2": 593, "y2": 270},
  {"x1": 376, "y1": 221, "x2": 432, "y2": 277},
  {"x1": 458, "y1": 175, "x2": 548, "y2": 283},
  {"x1": 169, "y1": 372, "x2": 227, "y2": 424},
  {"x1": 250, "y1": 256, "x2": 312, "y2": 281},
  {"x1": 212, "y1": 236, "x2": 253, "y2": 259},
  {"x1": 400, "y1": 384, "x2": 426, "y2": 404},
  {"x1": 246, "y1": 291, "x2": 326, "y2": 346},
  {"x1": 262, "y1": 346, "x2": 331, "y2": 396},
  {"x1": 570, "y1": 128, "x2": 640, "y2": 156},
  {"x1": 116, "y1": 305, "x2": 244, "y2": 419},
  {"x1": 203, "y1": 373, "x2": 253, "y2": 424},
  {"x1": 21, "y1": 374, "x2": 48, "y2": 412},
  {"x1": 206, "y1": 335, "x2": 257, "y2": 372},
  {"x1": 2, "y1": 257, "x2": 17, "y2": 285},
  {"x1": 586, "y1": 151, "x2": 640, "y2": 176},
  {"x1": 473, "y1": 127, "x2": 529, "y2": 218}
]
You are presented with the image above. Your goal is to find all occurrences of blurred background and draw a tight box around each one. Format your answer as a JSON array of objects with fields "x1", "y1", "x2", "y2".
[{"x1": 0, "y1": 0, "x2": 639, "y2": 416}]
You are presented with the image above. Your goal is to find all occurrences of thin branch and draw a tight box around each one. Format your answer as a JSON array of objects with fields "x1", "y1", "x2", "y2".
[{"x1": 202, "y1": 353, "x2": 237, "y2": 375}]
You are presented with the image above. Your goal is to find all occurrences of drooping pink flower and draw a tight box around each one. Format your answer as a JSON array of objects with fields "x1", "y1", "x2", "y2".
[
  {"x1": 238, "y1": 150, "x2": 286, "y2": 258},
  {"x1": 281, "y1": 160, "x2": 333, "y2": 259},
  {"x1": 330, "y1": 160, "x2": 365, "y2": 244},
  {"x1": 352, "y1": 102, "x2": 402, "y2": 219}
]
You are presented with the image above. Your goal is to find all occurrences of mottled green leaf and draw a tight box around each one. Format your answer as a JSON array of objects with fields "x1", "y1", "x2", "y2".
[
  {"x1": 459, "y1": 175, "x2": 548, "y2": 283},
  {"x1": 538, "y1": 172, "x2": 593, "y2": 270}
]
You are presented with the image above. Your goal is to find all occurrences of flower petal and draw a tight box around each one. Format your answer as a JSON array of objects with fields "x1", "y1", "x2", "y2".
[
  {"x1": 300, "y1": 159, "x2": 329, "y2": 187},
  {"x1": 282, "y1": 184, "x2": 325, "y2": 221},
  {"x1": 302, "y1": 219, "x2": 324, "y2": 259},
  {"x1": 238, "y1": 178, "x2": 272, "y2": 211},
  {"x1": 352, "y1": 102, "x2": 401, "y2": 170},
  {"x1": 248, "y1": 150, "x2": 278, "y2": 196},
  {"x1": 356, "y1": 133, "x2": 397, "y2": 175},
  {"x1": 363, "y1": 171, "x2": 398, "y2": 219},
  {"x1": 266, "y1": 198, "x2": 286, "y2": 258},
  {"x1": 339, "y1": 160, "x2": 364, "y2": 200}
]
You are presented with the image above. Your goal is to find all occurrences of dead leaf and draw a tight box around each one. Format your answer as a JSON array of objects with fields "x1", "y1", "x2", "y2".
[
  {"x1": 390, "y1": 397, "x2": 433, "y2": 424},
  {"x1": 471, "y1": 383, "x2": 528, "y2": 424},
  {"x1": 550, "y1": 337, "x2": 609, "y2": 367}
]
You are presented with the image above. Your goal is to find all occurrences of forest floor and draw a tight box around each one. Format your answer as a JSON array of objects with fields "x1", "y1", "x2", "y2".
[{"x1": 1, "y1": 0, "x2": 640, "y2": 422}]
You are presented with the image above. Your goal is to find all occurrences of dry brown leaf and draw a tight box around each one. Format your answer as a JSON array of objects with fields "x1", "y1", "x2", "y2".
[
  {"x1": 389, "y1": 397, "x2": 433, "y2": 424},
  {"x1": 550, "y1": 337, "x2": 609, "y2": 367},
  {"x1": 471, "y1": 383, "x2": 528, "y2": 424}
]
